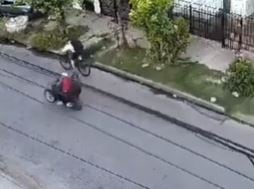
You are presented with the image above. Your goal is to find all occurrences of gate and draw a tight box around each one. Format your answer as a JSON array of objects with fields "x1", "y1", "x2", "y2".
[{"x1": 173, "y1": 1, "x2": 254, "y2": 52}]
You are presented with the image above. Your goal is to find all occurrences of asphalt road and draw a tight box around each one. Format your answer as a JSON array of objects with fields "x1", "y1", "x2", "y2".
[{"x1": 0, "y1": 53, "x2": 253, "y2": 189}]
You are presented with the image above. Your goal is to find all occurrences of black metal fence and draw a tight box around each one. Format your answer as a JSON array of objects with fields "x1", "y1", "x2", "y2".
[{"x1": 172, "y1": 1, "x2": 254, "y2": 52}]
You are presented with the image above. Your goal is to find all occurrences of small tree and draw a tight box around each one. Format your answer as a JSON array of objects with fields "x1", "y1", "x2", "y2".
[
  {"x1": 225, "y1": 58, "x2": 254, "y2": 97},
  {"x1": 107, "y1": 0, "x2": 129, "y2": 47},
  {"x1": 130, "y1": 0, "x2": 190, "y2": 64}
]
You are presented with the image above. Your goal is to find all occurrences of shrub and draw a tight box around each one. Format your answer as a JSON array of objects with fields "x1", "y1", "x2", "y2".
[
  {"x1": 31, "y1": 25, "x2": 88, "y2": 51},
  {"x1": 130, "y1": 0, "x2": 190, "y2": 64},
  {"x1": 31, "y1": 28, "x2": 67, "y2": 51},
  {"x1": 65, "y1": 25, "x2": 89, "y2": 39},
  {"x1": 224, "y1": 58, "x2": 254, "y2": 97}
]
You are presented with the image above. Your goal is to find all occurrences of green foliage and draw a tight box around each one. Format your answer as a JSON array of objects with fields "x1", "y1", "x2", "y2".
[
  {"x1": 225, "y1": 58, "x2": 254, "y2": 97},
  {"x1": 65, "y1": 25, "x2": 89, "y2": 40},
  {"x1": 15, "y1": 0, "x2": 28, "y2": 5},
  {"x1": 31, "y1": 28, "x2": 68, "y2": 51},
  {"x1": 171, "y1": 18, "x2": 190, "y2": 63},
  {"x1": 24, "y1": 0, "x2": 72, "y2": 21},
  {"x1": 130, "y1": 0, "x2": 172, "y2": 29},
  {"x1": 130, "y1": 0, "x2": 190, "y2": 64},
  {"x1": 31, "y1": 25, "x2": 87, "y2": 51}
]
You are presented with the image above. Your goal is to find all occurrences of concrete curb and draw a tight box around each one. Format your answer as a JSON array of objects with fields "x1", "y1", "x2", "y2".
[{"x1": 93, "y1": 62, "x2": 225, "y2": 114}]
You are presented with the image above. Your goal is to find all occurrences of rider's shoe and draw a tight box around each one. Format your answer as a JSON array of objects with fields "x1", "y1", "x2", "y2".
[
  {"x1": 66, "y1": 102, "x2": 74, "y2": 108},
  {"x1": 56, "y1": 101, "x2": 63, "y2": 106}
]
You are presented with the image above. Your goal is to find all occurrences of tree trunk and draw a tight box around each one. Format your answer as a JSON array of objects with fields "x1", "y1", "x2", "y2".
[
  {"x1": 58, "y1": 10, "x2": 67, "y2": 35},
  {"x1": 116, "y1": 0, "x2": 129, "y2": 47}
]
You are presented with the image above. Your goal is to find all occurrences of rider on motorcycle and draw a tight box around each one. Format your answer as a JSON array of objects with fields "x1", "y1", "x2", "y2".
[{"x1": 53, "y1": 72, "x2": 82, "y2": 107}]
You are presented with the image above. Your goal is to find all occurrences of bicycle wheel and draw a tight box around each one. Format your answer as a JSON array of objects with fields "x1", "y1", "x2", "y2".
[
  {"x1": 59, "y1": 57, "x2": 72, "y2": 70},
  {"x1": 59, "y1": 51, "x2": 73, "y2": 70},
  {"x1": 77, "y1": 61, "x2": 91, "y2": 77}
]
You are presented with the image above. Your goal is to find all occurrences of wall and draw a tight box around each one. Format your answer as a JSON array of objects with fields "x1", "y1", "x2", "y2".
[
  {"x1": 175, "y1": 0, "x2": 254, "y2": 17},
  {"x1": 230, "y1": 0, "x2": 245, "y2": 16},
  {"x1": 175, "y1": 0, "x2": 222, "y2": 9},
  {"x1": 245, "y1": 0, "x2": 254, "y2": 17}
]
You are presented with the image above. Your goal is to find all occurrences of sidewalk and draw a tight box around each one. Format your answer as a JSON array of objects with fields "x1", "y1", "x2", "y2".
[
  {"x1": 182, "y1": 36, "x2": 235, "y2": 72},
  {"x1": 1, "y1": 44, "x2": 253, "y2": 152}
]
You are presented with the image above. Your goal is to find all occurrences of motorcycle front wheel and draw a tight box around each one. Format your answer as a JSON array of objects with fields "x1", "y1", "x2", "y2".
[{"x1": 44, "y1": 89, "x2": 56, "y2": 103}]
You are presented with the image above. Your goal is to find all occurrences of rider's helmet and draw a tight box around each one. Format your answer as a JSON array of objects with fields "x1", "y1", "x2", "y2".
[{"x1": 61, "y1": 72, "x2": 68, "y2": 77}]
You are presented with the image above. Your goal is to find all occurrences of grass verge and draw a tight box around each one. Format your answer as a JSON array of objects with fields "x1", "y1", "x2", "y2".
[{"x1": 96, "y1": 47, "x2": 254, "y2": 116}]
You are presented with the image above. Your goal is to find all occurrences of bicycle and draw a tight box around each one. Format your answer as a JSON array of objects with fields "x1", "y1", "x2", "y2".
[{"x1": 59, "y1": 50, "x2": 91, "y2": 77}]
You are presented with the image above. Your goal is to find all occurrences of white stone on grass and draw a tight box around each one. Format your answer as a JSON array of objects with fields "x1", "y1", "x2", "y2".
[
  {"x1": 142, "y1": 63, "x2": 149, "y2": 68},
  {"x1": 210, "y1": 97, "x2": 217, "y2": 103},
  {"x1": 155, "y1": 65, "x2": 164, "y2": 71},
  {"x1": 232, "y1": 91, "x2": 240, "y2": 98},
  {"x1": 205, "y1": 77, "x2": 222, "y2": 85}
]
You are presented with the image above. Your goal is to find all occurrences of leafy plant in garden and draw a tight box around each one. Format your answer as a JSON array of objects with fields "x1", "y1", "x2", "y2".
[
  {"x1": 65, "y1": 25, "x2": 89, "y2": 39},
  {"x1": 31, "y1": 25, "x2": 87, "y2": 51},
  {"x1": 25, "y1": 0, "x2": 72, "y2": 24},
  {"x1": 130, "y1": 0, "x2": 190, "y2": 64},
  {"x1": 31, "y1": 26, "x2": 67, "y2": 51},
  {"x1": 224, "y1": 58, "x2": 254, "y2": 97},
  {"x1": 31, "y1": 29, "x2": 68, "y2": 51}
]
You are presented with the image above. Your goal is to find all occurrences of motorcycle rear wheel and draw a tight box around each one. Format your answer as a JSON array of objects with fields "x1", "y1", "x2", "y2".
[{"x1": 72, "y1": 100, "x2": 82, "y2": 111}]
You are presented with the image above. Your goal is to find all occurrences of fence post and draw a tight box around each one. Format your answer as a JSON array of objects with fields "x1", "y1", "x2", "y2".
[
  {"x1": 221, "y1": 9, "x2": 225, "y2": 47},
  {"x1": 189, "y1": 5, "x2": 193, "y2": 33},
  {"x1": 238, "y1": 17, "x2": 243, "y2": 52}
]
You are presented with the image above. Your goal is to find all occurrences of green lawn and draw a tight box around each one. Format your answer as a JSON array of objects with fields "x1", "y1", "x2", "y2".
[{"x1": 96, "y1": 47, "x2": 254, "y2": 116}]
